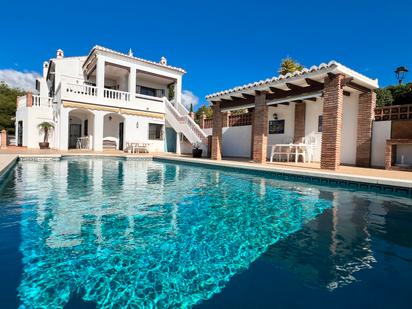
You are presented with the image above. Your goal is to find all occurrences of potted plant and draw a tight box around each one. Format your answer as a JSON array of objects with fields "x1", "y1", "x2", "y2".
[
  {"x1": 37, "y1": 121, "x2": 54, "y2": 149},
  {"x1": 192, "y1": 142, "x2": 203, "y2": 158}
]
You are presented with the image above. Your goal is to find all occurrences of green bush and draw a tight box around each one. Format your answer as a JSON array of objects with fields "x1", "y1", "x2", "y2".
[{"x1": 375, "y1": 88, "x2": 393, "y2": 107}]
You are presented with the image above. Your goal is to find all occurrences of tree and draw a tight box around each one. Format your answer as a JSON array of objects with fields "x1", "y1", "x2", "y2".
[
  {"x1": 167, "y1": 84, "x2": 175, "y2": 101},
  {"x1": 195, "y1": 105, "x2": 213, "y2": 119},
  {"x1": 375, "y1": 88, "x2": 394, "y2": 107},
  {"x1": 189, "y1": 103, "x2": 193, "y2": 113},
  {"x1": 37, "y1": 122, "x2": 54, "y2": 143},
  {"x1": 278, "y1": 57, "x2": 304, "y2": 75},
  {"x1": 0, "y1": 83, "x2": 25, "y2": 134},
  {"x1": 386, "y1": 83, "x2": 412, "y2": 105}
]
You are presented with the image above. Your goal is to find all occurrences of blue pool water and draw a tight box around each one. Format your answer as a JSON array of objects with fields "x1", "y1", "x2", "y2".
[{"x1": 0, "y1": 158, "x2": 411, "y2": 308}]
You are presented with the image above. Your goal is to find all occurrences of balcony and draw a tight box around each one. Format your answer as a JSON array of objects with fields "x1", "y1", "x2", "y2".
[
  {"x1": 59, "y1": 81, "x2": 165, "y2": 114},
  {"x1": 17, "y1": 94, "x2": 53, "y2": 109}
]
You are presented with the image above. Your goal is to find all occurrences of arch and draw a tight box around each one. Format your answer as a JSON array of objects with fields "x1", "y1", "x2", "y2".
[
  {"x1": 68, "y1": 109, "x2": 95, "y2": 149},
  {"x1": 103, "y1": 112, "x2": 126, "y2": 151}
]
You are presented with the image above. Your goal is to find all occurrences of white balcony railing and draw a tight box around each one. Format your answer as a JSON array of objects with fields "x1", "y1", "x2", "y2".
[
  {"x1": 16, "y1": 95, "x2": 52, "y2": 108},
  {"x1": 32, "y1": 95, "x2": 53, "y2": 107},
  {"x1": 17, "y1": 95, "x2": 27, "y2": 108},
  {"x1": 65, "y1": 83, "x2": 98, "y2": 98},
  {"x1": 104, "y1": 88, "x2": 130, "y2": 101}
]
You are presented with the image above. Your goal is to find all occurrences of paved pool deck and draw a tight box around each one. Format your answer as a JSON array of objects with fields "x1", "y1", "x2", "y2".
[{"x1": 1, "y1": 149, "x2": 412, "y2": 189}]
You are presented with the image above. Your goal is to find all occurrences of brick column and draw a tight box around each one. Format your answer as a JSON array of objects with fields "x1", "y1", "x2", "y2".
[
  {"x1": 26, "y1": 92, "x2": 33, "y2": 107},
  {"x1": 320, "y1": 74, "x2": 344, "y2": 170},
  {"x1": 200, "y1": 114, "x2": 206, "y2": 129},
  {"x1": 294, "y1": 102, "x2": 306, "y2": 143},
  {"x1": 211, "y1": 102, "x2": 222, "y2": 160},
  {"x1": 0, "y1": 129, "x2": 7, "y2": 149},
  {"x1": 384, "y1": 142, "x2": 395, "y2": 170},
  {"x1": 356, "y1": 91, "x2": 376, "y2": 167},
  {"x1": 252, "y1": 92, "x2": 268, "y2": 163},
  {"x1": 222, "y1": 111, "x2": 230, "y2": 127}
]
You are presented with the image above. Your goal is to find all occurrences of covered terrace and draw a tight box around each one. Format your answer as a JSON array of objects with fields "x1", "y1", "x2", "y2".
[{"x1": 206, "y1": 61, "x2": 379, "y2": 170}]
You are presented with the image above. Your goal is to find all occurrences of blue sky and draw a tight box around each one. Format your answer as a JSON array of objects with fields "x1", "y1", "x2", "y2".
[{"x1": 1, "y1": 0, "x2": 411, "y2": 109}]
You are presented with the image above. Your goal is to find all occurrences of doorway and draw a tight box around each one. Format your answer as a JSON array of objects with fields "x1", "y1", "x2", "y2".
[
  {"x1": 119, "y1": 122, "x2": 124, "y2": 150},
  {"x1": 18, "y1": 121, "x2": 23, "y2": 146},
  {"x1": 69, "y1": 124, "x2": 81, "y2": 149}
]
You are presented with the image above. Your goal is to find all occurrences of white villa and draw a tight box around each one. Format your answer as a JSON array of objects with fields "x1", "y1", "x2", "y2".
[
  {"x1": 12, "y1": 48, "x2": 412, "y2": 171},
  {"x1": 15, "y1": 46, "x2": 206, "y2": 153}
]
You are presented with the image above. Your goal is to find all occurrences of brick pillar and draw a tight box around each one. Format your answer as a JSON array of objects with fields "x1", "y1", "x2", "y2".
[
  {"x1": 320, "y1": 74, "x2": 344, "y2": 170},
  {"x1": 356, "y1": 91, "x2": 376, "y2": 167},
  {"x1": 200, "y1": 114, "x2": 206, "y2": 129},
  {"x1": 222, "y1": 111, "x2": 230, "y2": 127},
  {"x1": 26, "y1": 92, "x2": 33, "y2": 107},
  {"x1": 252, "y1": 92, "x2": 268, "y2": 163},
  {"x1": 384, "y1": 141, "x2": 395, "y2": 170},
  {"x1": 0, "y1": 129, "x2": 7, "y2": 149},
  {"x1": 249, "y1": 109, "x2": 255, "y2": 159},
  {"x1": 294, "y1": 102, "x2": 306, "y2": 143},
  {"x1": 211, "y1": 102, "x2": 222, "y2": 160}
]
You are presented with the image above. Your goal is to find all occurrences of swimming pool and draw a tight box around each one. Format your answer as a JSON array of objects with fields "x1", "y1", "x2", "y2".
[{"x1": 0, "y1": 158, "x2": 411, "y2": 308}]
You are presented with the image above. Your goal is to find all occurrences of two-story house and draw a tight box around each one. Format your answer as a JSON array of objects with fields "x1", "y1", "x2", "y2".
[{"x1": 15, "y1": 46, "x2": 207, "y2": 153}]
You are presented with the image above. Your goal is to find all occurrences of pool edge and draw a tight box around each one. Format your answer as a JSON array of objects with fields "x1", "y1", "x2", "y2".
[{"x1": 153, "y1": 155, "x2": 412, "y2": 195}]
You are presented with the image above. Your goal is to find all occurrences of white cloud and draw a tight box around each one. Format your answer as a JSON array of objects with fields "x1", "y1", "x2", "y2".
[
  {"x1": 0, "y1": 69, "x2": 40, "y2": 91},
  {"x1": 181, "y1": 90, "x2": 199, "y2": 110}
]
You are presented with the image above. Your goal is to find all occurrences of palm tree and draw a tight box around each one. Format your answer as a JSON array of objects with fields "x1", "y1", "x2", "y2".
[{"x1": 37, "y1": 122, "x2": 54, "y2": 144}]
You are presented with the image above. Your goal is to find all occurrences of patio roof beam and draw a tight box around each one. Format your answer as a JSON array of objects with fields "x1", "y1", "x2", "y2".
[
  {"x1": 346, "y1": 81, "x2": 371, "y2": 93},
  {"x1": 285, "y1": 83, "x2": 306, "y2": 91},
  {"x1": 305, "y1": 78, "x2": 323, "y2": 87},
  {"x1": 269, "y1": 87, "x2": 289, "y2": 95},
  {"x1": 266, "y1": 84, "x2": 323, "y2": 101}
]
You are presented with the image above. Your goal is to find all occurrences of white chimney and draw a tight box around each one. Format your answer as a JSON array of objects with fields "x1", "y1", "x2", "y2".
[
  {"x1": 43, "y1": 61, "x2": 49, "y2": 78},
  {"x1": 56, "y1": 49, "x2": 64, "y2": 59},
  {"x1": 160, "y1": 56, "x2": 167, "y2": 65}
]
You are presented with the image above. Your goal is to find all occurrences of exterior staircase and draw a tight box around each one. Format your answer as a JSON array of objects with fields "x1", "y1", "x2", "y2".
[{"x1": 164, "y1": 98, "x2": 208, "y2": 149}]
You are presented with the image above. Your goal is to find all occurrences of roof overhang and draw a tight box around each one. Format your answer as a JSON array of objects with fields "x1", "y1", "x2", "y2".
[
  {"x1": 82, "y1": 45, "x2": 186, "y2": 75},
  {"x1": 206, "y1": 61, "x2": 379, "y2": 105}
]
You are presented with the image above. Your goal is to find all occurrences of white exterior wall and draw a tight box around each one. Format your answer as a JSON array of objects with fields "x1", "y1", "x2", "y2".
[
  {"x1": 222, "y1": 126, "x2": 252, "y2": 158},
  {"x1": 15, "y1": 106, "x2": 55, "y2": 149},
  {"x1": 340, "y1": 94, "x2": 359, "y2": 165},
  {"x1": 304, "y1": 100, "x2": 323, "y2": 162},
  {"x1": 371, "y1": 121, "x2": 391, "y2": 167},
  {"x1": 267, "y1": 104, "x2": 296, "y2": 146},
  {"x1": 124, "y1": 115, "x2": 165, "y2": 152}
]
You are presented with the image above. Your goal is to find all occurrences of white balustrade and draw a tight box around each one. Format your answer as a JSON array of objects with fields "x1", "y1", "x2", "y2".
[
  {"x1": 32, "y1": 95, "x2": 53, "y2": 108},
  {"x1": 64, "y1": 83, "x2": 98, "y2": 97},
  {"x1": 104, "y1": 89, "x2": 130, "y2": 101},
  {"x1": 17, "y1": 96, "x2": 27, "y2": 108}
]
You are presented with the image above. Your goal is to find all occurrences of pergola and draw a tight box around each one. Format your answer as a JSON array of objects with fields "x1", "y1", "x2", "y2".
[{"x1": 206, "y1": 61, "x2": 378, "y2": 170}]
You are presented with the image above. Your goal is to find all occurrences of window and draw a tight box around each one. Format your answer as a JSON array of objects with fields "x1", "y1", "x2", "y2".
[
  {"x1": 318, "y1": 115, "x2": 323, "y2": 132},
  {"x1": 269, "y1": 120, "x2": 285, "y2": 134},
  {"x1": 139, "y1": 86, "x2": 157, "y2": 97},
  {"x1": 148, "y1": 123, "x2": 164, "y2": 140}
]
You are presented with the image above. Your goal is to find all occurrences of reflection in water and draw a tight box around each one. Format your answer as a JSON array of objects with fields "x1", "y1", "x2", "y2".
[
  {"x1": 14, "y1": 159, "x2": 332, "y2": 308},
  {"x1": 262, "y1": 190, "x2": 412, "y2": 291}
]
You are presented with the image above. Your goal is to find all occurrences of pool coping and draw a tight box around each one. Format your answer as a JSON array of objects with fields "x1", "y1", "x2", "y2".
[
  {"x1": 153, "y1": 155, "x2": 412, "y2": 193},
  {"x1": 2, "y1": 153, "x2": 411, "y2": 194},
  {"x1": 0, "y1": 155, "x2": 19, "y2": 178}
]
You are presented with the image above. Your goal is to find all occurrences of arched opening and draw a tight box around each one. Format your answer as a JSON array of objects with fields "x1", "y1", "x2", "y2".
[
  {"x1": 103, "y1": 113, "x2": 125, "y2": 151},
  {"x1": 68, "y1": 109, "x2": 94, "y2": 149}
]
